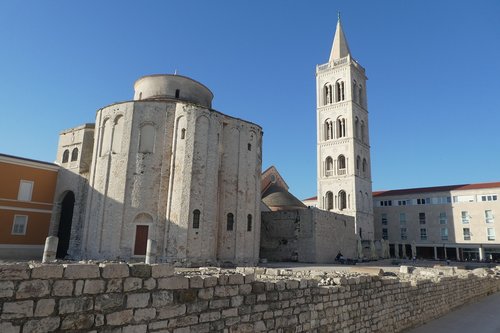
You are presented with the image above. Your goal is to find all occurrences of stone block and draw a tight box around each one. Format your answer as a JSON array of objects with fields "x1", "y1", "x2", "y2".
[
  {"x1": 190, "y1": 323, "x2": 210, "y2": 333},
  {"x1": 244, "y1": 274, "x2": 255, "y2": 284},
  {"x1": 74, "y1": 280, "x2": 84, "y2": 296},
  {"x1": 170, "y1": 314, "x2": 198, "y2": 327},
  {"x1": 34, "y1": 298, "x2": 55, "y2": 317},
  {"x1": 148, "y1": 320, "x2": 169, "y2": 331},
  {"x1": 252, "y1": 282, "x2": 266, "y2": 294},
  {"x1": 107, "y1": 279, "x2": 123, "y2": 292},
  {"x1": 124, "y1": 277, "x2": 143, "y2": 291},
  {"x1": 61, "y1": 313, "x2": 94, "y2": 330},
  {"x1": 107, "y1": 309, "x2": 133, "y2": 326},
  {"x1": 64, "y1": 264, "x2": 100, "y2": 279},
  {"x1": 16, "y1": 280, "x2": 50, "y2": 299},
  {"x1": 228, "y1": 273, "x2": 244, "y2": 285},
  {"x1": 129, "y1": 264, "x2": 151, "y2": 278},
  {"x1": 0, "y1": 281, "x2": 14, "y2": 298},
  {"x1": 239, "y1": 284, "x2": 252, "y2": 295},
  {"x1": 2, "y1": 300, "x2": 33, "y2": 319},
  {"x1": 127, "y1": 292, "x2": 150, "y2": 308},
  {"x1": 176, "y1": 289, "x2": 198, "y2": 303},
  {"x1": 95, "y1": 314, "x2": 105, "y2": 326},
  {"x1": 186, "y1": 300, "x2": 209, "y2": 313},
  {"x1": 22, "y1": 317, "x2": 60, "y2": 333},
  {"x1": 123, "y1": 324, "x2": 148, "y2": 333},
  {"x1": 285, "y1": 280, "x2": 300, "y2": 289},
  {"x1": 59, "y1": 297, "x2": 93, "y2": 314},
  {"x1": 214, "y1": 285, "x2": 239, "y2": 297},
  {"x1": 83, "y1": 279, "x2": 106, "y2": 294},
  {"x1": 173, "y1": 327, "x2": 190, "y2": 333},
  {"x1": 31, "y1": 265, "x2": 64, "y2": 279},
  {"x1": 100, "y1": 263, "x2": 129, "y2": 278},
  {"x1": 144, "y1": 278, "x2": 156, "y2": 290},
  {"x1": 52, "y1": 280, "x2": 73, "y2": 296},
  {"x1": 134, "y1": 308, "x2": 156, "y2": 322},
  {"x1": 0, "y1": 264, "x2": 30, "y2": 280},
  {"x1": 198, "y1": 287, "x2": 214, "y2": 300},
  {"x1": 189, "y1": 275, "x2": 204, "y2": 288},
  {"x1": 157, "y1": 304, "x2": 186, "y2": 319},
  {"x1": 95, "y1": 294, "x2": 124, "y2": 311},
  {"x1": 152, "y1": 290, "x2": 174, "y2": 307},
  {"x1": 231, "y1": 295, "x2": 244, "y2": 307},
  {"x1": 203, "y1": 276, "x2": 218, "y2": 287},
  {"x1": 199, "y1": 310, "x2": 221, "y2": 322},
  {"x1": 158, "y1": 276, "x2": 188, "y2": 289},
  {"x1": 222, "y1": 307, "x2": 238, "y2": 318},
  {"x1": 0, "y1": 322, "x2": 20, "y2": 333},
  {"x1": 151, "y1": 264, "x2": 175, "y2": 278},
  {"x1": 209, "y1": 299, "x2": 230, "y2": 309}
]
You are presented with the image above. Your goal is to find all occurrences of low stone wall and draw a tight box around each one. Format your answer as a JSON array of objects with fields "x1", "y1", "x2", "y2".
[{"x1": 1, "y1": 263, "x2": 499, "y2": 333}]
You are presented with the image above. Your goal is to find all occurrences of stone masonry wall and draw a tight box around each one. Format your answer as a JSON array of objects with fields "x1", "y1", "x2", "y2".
[{"x1": 0, "y1": 263, "x2": 499, "y2": 333}]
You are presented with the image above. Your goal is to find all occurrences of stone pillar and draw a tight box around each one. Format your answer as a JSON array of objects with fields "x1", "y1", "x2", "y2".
[
  {"x1": 456, "y1": 248, "x2": 460, "y2": 261},
  {"x1": 145, "y1": 239, "x2": 157, "y2": 264},
  {"x1": 42, "y1": 236, "x2": 59, "y2": 263},
  {"x1": 479, "y1": 246, "x2": 485, "y2": 261},
  {"x1": 444, "y1": 246, "x2": 448, "y2": 259},
  {"x1": 394, "y1": 243, "x2": 400, "y2": 259},
  {"x1": 433, "y1": 246, "x2": 438, "y2": 260}
]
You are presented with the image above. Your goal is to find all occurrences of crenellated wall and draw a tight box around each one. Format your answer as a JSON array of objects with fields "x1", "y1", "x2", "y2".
[{"x1": 0, "y1": 263, "x2": 499, "y2": 333}]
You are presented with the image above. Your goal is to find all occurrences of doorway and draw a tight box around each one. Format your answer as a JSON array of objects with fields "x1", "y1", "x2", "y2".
[
  {"x1": 56, "y1": 191, "x2": 75, "y2": 259},
  {"x1": 134, "y1": 225, "x2": 149, "y2": 256}
]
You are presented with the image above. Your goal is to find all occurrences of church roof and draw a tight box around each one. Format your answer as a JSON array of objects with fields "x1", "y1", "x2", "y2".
[
  {"x1": 329, "y1": 15, "x2": 351, "y2": 62},
  {"x1": 373, "y1": 182, "x2": 500, "y2": 197},
  {"x1": 262, "y1": 183, "x2": 307, "y2": 210}
]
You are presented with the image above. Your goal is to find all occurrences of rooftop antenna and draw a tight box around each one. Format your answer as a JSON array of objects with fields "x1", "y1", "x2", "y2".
[{"x1": 338, "y1": 11, "x2": 341, "y2": 22}]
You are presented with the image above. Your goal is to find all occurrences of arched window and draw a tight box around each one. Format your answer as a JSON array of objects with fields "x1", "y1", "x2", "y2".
[
  {"x1": 181, "y1": 128, "x2": 186, "y2": 140},
  {"x1": 352, "y1": 81, "x2": 357, "y2": 101},
  {"x1": 112, "y1": 115, "x2": 124, "y2": 153},
  {"x1": 335, "y1": 81, "x2": 341, "y2": 102},
  {"x1": 227, "y1": 213, "x2": 234, "y2": 231},
  {"x1": 62, "y1": 150, "x2": 69, "y2": 163},
  {"x1": 359, "y1": 85, "x2": 363, "y2": 105},
  {"x1": 337, "y1": 155, "x2": 346, "y2": 175},
  {"x1": 248, "y1": 143, "x2": 252, "y2": 151},
  {"x1": 354, "y1": 117, "x2": 359, "y2": 139},
  {"x1": 336, "y1": 118, "x2": 346, "y2": 138},
  {"x1": 247, "y1": 214, "x2": 252, "y2": 232},
  {"x1": 360, "y1": 121, "x2": 365, "y2": 143},
  {"x1": 339, "y1": 190, "x2": 347, "y2": 210},
  {"x1": 100, "y1": 118, "x2": 112, "y2": 156},
  {"x1": 325, "y1": 157, "x2": 333, "y2": 176},
  {"x1": 356, "y1": 155, "x2": 361, "y2": 171},
  {"x1": 139, "y1": 123, "x2": 156, "y2": 153},
  {"x1": 326, "y1": 192, "x2": 333, "y2": 210},
  {"x1": 324, "y1": 120, "x2": 333, "y2": 140},
  {"x1": 341, "y1": 81, "x2": 345, "y2": 101},
  {"x1": 71, "y1": 148, "x2": 78, "y2": 162},
  {"x1": 363, "y1": 158, "x2": 367, "y2": 175},
  {"x1": 192, "y1": 209, "x2": 200, "y2": 229}
]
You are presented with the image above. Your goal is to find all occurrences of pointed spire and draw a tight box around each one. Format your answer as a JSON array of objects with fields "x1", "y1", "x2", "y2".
[{"x1": 329, "y1": 13, "x2": 351, "y2": 62}]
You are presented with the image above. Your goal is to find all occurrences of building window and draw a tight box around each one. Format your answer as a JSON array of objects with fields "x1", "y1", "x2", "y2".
[
  {"x1": 71, "y1": 148, "x2": 79, "y2": 162},
  {"x1": 440, "y1": 227, "x2": 448, "y2": 241},
  {"x1": 481, "y1": 195, "x2": 498, "y2": 202},
  {"x1": 380, "y1": 200, "x2": 392, "y2": 207},
  {"x1": 226, "y1": 213, "x2": 234, "y2": 231},
  {"x1": 461, "y1": 211, "x2": 470, "y2": 224},
  {"x1": 382, "y1": 228, "x2": 388, "y2": 240},
  {"x1": 487, "y1": 228, "x2": 495, "y2": 241},
  {"x1": 181, "y1": 128, "x2": 186, "y2": 140},
  {"x1": 324, "y1": 84, "x2": 333, "y2": 105},
  {"x1": 354, "y1": 117, "x2": 359, "y2": 138},
  {"x1": 336, "y1": 118, "x2": 346, "y2": 138},
  {"x1": 325, "y1": 157, "x2": 333, "y2": 177},
  {"x1": 485, "y1": 210, "x2": 494, "y2": 224},
  {"x1": 326, "y1": 192, "x2": 334, "y2": 210},
  {"x1": 360, "y1": 121, "x2": 365, "y2": 143},
  {"x1": 420, "y1": 228, "x2": 427, "y2": 241},
  {"x1": 381, "y1": 213, "x2": 388, "y2": 225},
  {"x1": 62, "y1": 149, "x2": 69, "y2": 163},
  {"x1": 439, "y1": 212, "x2": 447, "y2": 225},
  {"x1": 335, "y1": 81, "x2": 345, "y2": 102},
  {"x1": 417, "y1": 198, "x2": 430, "y2": 205},
  {"x1": 247, "y1": 214, "x2": 252, "y2": 232},
  {"x1": 192, "y1": 209, "x2": 200, "y2": 229},
  {"x1": 398, "y1": 200, "x2": 410, "y2": 206},
  {"x1": 400, "y1": 228, "x2": 407, "y2": 240},
  {"x1": 324, "y1": 120, "x2": 333, "y2": 140},
  {"x1": 12, "y1": 215, "x2": 28, "y2": 235},
  {"x1": 247, "y1": 143, "x2": 251, "y2": 151},
  {"x1": 399, "y1": 213, "x2": 406, "y2": 225},
  {"x1": 338, "y1": 190, "x2": 347, "y2": 210},
  {"x1": 362, "y1": 158, "x2": 367, "y2": 175},
  {"x1": 175, "y1": 89, "x2": 180, "y2": 98},
  {"x1": 337, "y1": 155, "x2": 346, "y2": 175},
  {"x1": 419, "y1": 212, "x2": 426, "y2": 224},
  {"x1": 463, "y1": 228, "x2": 471, "y2": 241},
  {"x1": 18, "y1": 180, "x2": 33, "y2": 202},
  {"x1": 356, "y1": 155, "x2": 360, "y2": 171}
]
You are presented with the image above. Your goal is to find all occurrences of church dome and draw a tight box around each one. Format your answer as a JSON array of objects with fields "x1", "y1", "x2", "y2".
[{"x1": 133, "y1": 74, "x2": 213, "y2": 108}]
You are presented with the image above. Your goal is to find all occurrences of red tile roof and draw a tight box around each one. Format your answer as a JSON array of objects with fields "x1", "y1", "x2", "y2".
[{"x1": 373, "y1": 182, "x2": 500, "y2": 197}]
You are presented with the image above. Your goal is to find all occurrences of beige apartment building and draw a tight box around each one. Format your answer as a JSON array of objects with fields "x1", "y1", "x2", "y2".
[{"x1": 373, "y1": 182, "x2": 500, "y2": 261}]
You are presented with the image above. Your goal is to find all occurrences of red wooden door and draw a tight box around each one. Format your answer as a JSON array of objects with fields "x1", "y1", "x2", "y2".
[{"x1": 134, "y1": 225, "x2": 149, "y2": 255}]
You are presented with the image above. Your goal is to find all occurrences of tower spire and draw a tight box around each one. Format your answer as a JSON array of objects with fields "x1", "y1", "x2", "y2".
[{"x1": 329, "y1": 13, "x2": 351, "y2": 62}]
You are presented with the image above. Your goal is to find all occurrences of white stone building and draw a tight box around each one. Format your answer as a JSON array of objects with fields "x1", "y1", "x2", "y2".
[
  {"x1": 373, "y1": 182, "x2": 500, "y2": 261},
  {"x1": 50, "y1": 74, "x2": 263, "y2": 265},
  {"x1": 316, "y1": 17, "x2": 374, "y2": 240}
]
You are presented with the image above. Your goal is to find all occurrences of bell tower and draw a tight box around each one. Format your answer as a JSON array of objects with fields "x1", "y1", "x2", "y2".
[{"x1": 316, "y1": 16, "x2": 374, "y2": 240}]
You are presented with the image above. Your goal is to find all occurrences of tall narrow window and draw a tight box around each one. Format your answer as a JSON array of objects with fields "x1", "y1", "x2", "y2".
[
  {"x1": 441, "y1": 228, "x2": 448, "y2": 241},
  {"x1": 181, "y1": 128, "x2": 186, "y2": 140},
  {"x1": 400, "y1": 228, "x2": 407, "y2": 240},
  {"x1": 382, "y1": 228, "x2": 388, "y2": 240},
  {"x1": 381, "y1": 213, "x2": 388, "y2": 225},
  {"x1": 100, "y1": 118, "x2": 112, "y2": 156},
  {"x1": 354, "y1": 117, "x2": 359, "y2": 138},
  {"x1": 112, "y1": 116, "x2": 124, "y2": 154},
  {"x1": 337, "y1": 155, "x2": 346, "y2": 175},
  {"x1": 18, "y1": 180, "x2": 33, "y2": 201},
  {"x1": 227, "y1": 213, "x2": 234, "y2": 231},
  {"x1": 362, "y1": 158, "x2": 367, "y2": 176},
  {"x1": 419, "y1": 212, "x2": 426, "y2": 224},
  {"x1": 247, "y1": 143, "x2": 252, "y2": 151},
  {"x1": 326, "y1": 192, "x2": 333, "y2": 210},
  {"x1": 336, "y1": 82, "x2": 341, "y2": 102},
  {"x1": 71, "y1": 148, "x2": 78, "y2": 162},
  {"x1": 399, "y1": 213, "x2": 406, "y2": 225},
  {"x1": 420, "y1": 228, "x2": 427, "y2": 240},
  {"x1": 487, "y1": 227, "x2": 495, "y2": 241},
  {"x1": 461, "y1": 211, "x2": 469, "y2": 224},
  {"x1": 360, "y1": 121, "x2": 365, "y2": 143},
  {"x1": 175, "y1": 89, "x2": 180, "y2": 98},
  {"x1": 341, "y1": 81, "x2": 345, "y2": 100},
  {"x1": 247, "y1": 214, "x2": 252, "y2": 232},
  {"x1": 192, "y1": 209, "x2": 200, "y2": 229},
  {"x1": 352, "y1": 81, "x2": 357, "y2": 102},
  {"x1": 325, "y1": 157, "x2": 333, "y2": 177},
  {"x1": 338, "y1": 190, "x2": 347, "y2": 210},
  {"x1": 439, "y1": 212, "x2": 447, "y2": 224},
  {"x1": 356, "y1": 155, "x2": 360, "y2": 171},
  {"x1": 337, "y1": 118, "x2": 346, "y2": 138},
  {"x1": 463, "y1": 228, "x2": 471, "y2": 241},
  {"x1": 62, "y1": 150, "x2": 69, "y2": 163},
  {"x1": 485, "y1": 210, "x2": 494, "y2": 223},
  {"x1": 358, "y1": 85, "x2": 363, "y2": 105}
]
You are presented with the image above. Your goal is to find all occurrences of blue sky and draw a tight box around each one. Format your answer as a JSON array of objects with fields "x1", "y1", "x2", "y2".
[{"x1": 1, "y1": 1, "x2": 499, "y2": 199}]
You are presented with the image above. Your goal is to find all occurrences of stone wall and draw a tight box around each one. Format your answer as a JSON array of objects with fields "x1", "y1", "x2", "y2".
[{"x1": 1, "y1": 263, "x2": 499, "y2": 333}]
